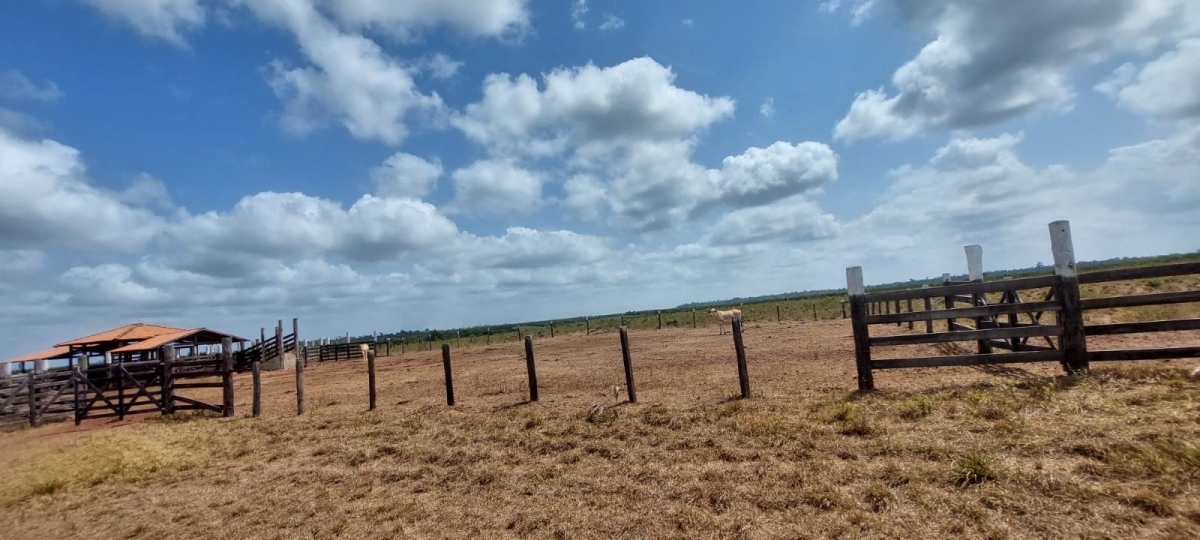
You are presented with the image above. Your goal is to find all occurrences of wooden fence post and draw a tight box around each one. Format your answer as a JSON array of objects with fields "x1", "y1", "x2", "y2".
[
  {"x1": 776, "y1": 305, "x2": 781, "y2": 323},
  {"x1": 847, "y1": 266, "x2": 874, "y2": 391},
  {"x1": 620, "y1": 314, "x2": 625, "y2": 327},
  {"x1": 813, "y1": 304, "x2": 818, "y2": 321},
  {"x1": 550, "y1": 324, "x2": 555, "y2": 338},
  {"x1": 367, "y1": 349, "x2": 377, "y2": 411},
  {"x1": 692, "y1": 309, "x2": 696, "y2": 328},
  {"x1": 487, "y1": 328, "x2": 491, "y2": 344},
  {"x1": 619, "y1": 327, "x2": 636, "y2": 403},
  {"x1": 162, "y1": 346, "x2": 175, "y2": 415},
  {"x1": 1050, "y1": 220, "x2": 1088, "y2": 373},
  {"x1": 966, "y1": 245, "x2": 992, "y2": 354},
  {"x1": 922, "y1": 285, "x2": 934, "y2": 333},
  {"x1": 732, "y1": 317, "x2": 750, "y2": 399},
  {"x1": 442, "y1": 344, "x2": 455, "y2": 406},
  {"x1": 524, "y1": 336, "x2": 539, "y2": 402},
  {"x1": 27, "y1": 371, "x2": 37, "y2": 427},
  {"x1": 841, "y1": 301, "x2": 847, "y2": 319},
  {"x1": 585, "y1": 317, "x2": 590, "y2": 335},
  {"x1": 942, "y1": 273, "x2": 954, "y2": 333},
  {"x1": 657, "y1": 311, "x2": 662, "y2": 330},
  {"x1": 252, "y1": 358, "x2": 261, "y2": 417},
  {"x1": 893, "y1": 300, "x2": 900, "y2": 326},
  {"x1": 72, "y1": 367, "x2": 82, "y2": 426},
  {"x1": 293, "y1": 318, "x2": 301, "y2": 366},
  {"x1": 296, "y1": 340, "x2": 306, "y2": 416},
  {"x1": 221, "y1": 337, "x2": 234, "y2": 417},
  {"x1": 516, "y1": 326, "x2": 521, "y2": 342},
  {"x1": 116, "y1": 356, "x2": 125, "y2": 421}
]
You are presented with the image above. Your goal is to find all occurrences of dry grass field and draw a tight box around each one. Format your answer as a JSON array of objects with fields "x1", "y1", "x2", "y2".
[{"x1": 1, "y1": 315, "x2": 1198, "y2": 539}]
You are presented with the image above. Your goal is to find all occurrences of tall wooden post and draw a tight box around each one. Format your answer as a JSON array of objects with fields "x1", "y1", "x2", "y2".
[
  {"x1": 965, "y1": 245, "x2": 991, "y2": 353},
  {"x1": 620, "y1": 314, "x2": 625, "y2": 327},
  {"x1": 813, "y1": 304, "x2": 818, "y2": 321},
  {"x1": 841, "y1": 301, "x2": 847, "y2": 319},
  {"x1": 1050, "y1": 221, "x2": 1088, "y2": 373},
  {"x1": 367, "y1": 349, "x2": 377, "y2": 411},
  {"x1": 585, "y1": 317, "x2": 590, "y2": 335},
  {"x1": 295, "y1": 340, "x2": 306, "y2": 416},
  {"x1": 221, "y1": 337, "x2": 234, "y2": 417},
  {"x1": 732, "y1": 317, "x2": 750, "y2": 399},
  {"x1": 524, "y1": 336, "x2": 538, "y2": 402},
  {"x1": 72, "y1": 366, "x2": 82, "y2": 426},
  {"x1": 692, "y1": 309, "x2": 696, "y2": 328},
  {"x1": 27, "y1": 371, "x2": 37, "y2": 427},
  {"x1": 847, "y1": 266, "x2": 874, "y2": 391},
  {"x1": 442, "y1": 344, "x2": 455, "y2": 406},
  {"x1": 906, "y1": 299, "x2": 914, "y2": 330},
  {"x1": 893, "y1": 300, "x2": 900, "y2": 326},
  {"x1": 516, "y1": 326, "x2": 521, "y2": 342},
  {"x1": 550, "y1": 324, "x2": 555, "y2": 338},
  {"x1": 161, "y1": 345, "x2": 175, "y2": 415},
  {"x1": 116, "y1": 355, "x2": 125, "y2": 421},
  {"x1": 252, "y1": 358, "x2": 261, "y2": 417},
  {"x1": 293, "y1": 318, "x2": 301, "y2": 366},
  {"x1": 619, "y1": 327, "x2": 636, "y2": 403},
  {"x1": 922, "y1": 285, "x2": 934, "y2": 334},
  {"x1": 776, "y1": 305, "x2": 781, "y2": 323},
  {"x1": 943, "y1": 273, "x2": 954, "y2": 333},
  {"x1": 487, "y1": 328, "x2": 491, "y2": 344}
]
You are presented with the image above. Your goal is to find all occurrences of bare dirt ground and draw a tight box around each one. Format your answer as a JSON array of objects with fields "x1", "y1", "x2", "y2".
[{"x1": 1, "y1": 320, "x2": 1198, "y2": 539}]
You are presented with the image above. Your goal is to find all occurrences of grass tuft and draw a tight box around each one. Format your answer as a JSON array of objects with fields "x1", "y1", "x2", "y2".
[{"x1": 952, "y1": 452, "x2": 999, "y2": 487}]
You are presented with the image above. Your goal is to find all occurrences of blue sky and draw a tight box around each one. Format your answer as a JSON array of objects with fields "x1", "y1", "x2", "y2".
[{"x1": 1, "y1": 0, "x2": 1198, "y2": 357}]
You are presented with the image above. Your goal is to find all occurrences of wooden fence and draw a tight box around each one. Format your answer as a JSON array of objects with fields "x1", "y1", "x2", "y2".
[
  {"x1": 0, "y1": 344, "x2": 234, "y2": 428},
  {"x1": 847, "y1": 220, "x2": 1200, "y2": 390},
  {"x1": 237, "y1": 319, "x2": 302, "y2": 371}
]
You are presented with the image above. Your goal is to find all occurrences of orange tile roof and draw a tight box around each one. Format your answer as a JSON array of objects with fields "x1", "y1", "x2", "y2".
[
  {"x1": 55, "y1": 323, "x2": 188, "y2": 347},
  {"x1": 107, "y1": 328, "x2": 246, "y2": 354},
  {"x1": 4, "y1": 346, "x2": 73, "y2": 365}
]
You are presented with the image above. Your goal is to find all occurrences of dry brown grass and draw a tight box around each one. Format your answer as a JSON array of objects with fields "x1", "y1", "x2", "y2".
[{"x1": 1, "y1": 321, "x2": 1198, "y2": 539}]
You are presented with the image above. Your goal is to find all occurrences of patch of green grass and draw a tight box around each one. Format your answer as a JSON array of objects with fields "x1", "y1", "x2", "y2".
[
  {"x1": 1154, "y1": 439, "x2": 1200, "y2": 470},
  {"x1": 898, "y1": 395, "x2": 936, "y2": 420},
  {"x1": 952, "y1": 452, "x2": 999, "y2": 487},
  {"x1": 28, "y1": 478, "x2": 65, "y2": 497}
]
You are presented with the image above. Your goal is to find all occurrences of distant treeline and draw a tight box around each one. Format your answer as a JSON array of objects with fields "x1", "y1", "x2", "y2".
[{"x1": 330, "y1": 251, "x2": 1199, "y2": 344}]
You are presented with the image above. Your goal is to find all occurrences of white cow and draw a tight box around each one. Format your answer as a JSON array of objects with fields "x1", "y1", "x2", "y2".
[
  {"x1": 709, "y1": 308, "x2": 742, "y2": 335},
  {"x1": 359, "y1": 343, "x2": 370, "y2": 358}
]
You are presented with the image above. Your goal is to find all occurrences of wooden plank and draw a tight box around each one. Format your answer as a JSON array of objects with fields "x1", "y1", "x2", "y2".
[
  {"x1": 1089, "y1": 347, "x2": 1200, "y2": 362},
  {"x1": 950, "y1": 322, "x2": 975, "y2": 332},
  {"x1": 442, "y1": 344, "x2": 455, "y2": 406},
  {"x1": 865, "y1": 274, "x2": 1058, "y2": 302},
  {"x1": 872, "y1": 350, "x2": 1064, "y2": 369},
  {"x1": 1078, "y1": 261, "x2": 1200, "y2": 285},
  {"x1": 619, "y1": 327, "x2": 636, "y2": 403},
  {"x1": 1085, "y1": 318, "x2": 1200, "y2": 336},
  {"x1": 172, "y1": 370, "x2": 224, "y2": 378},
  {"x1": 172, "y1": 382, "x2": 225, "y2": 389},
  {"x1": 953, "y1": 295, "x2": 975, "y2": 304},
  {"x1": 1081, "y1": 290, "x2": 1200, "y2": 310},
  {"x1": 865, "y1": 301, "x2": 1061, "y2": 325},
  {"x1": 870, "y1": 325, "x2": 1062, "y2": 347},
  {"x1": 1051, "y1": 221, "x2": 1088, "y2": 373}
]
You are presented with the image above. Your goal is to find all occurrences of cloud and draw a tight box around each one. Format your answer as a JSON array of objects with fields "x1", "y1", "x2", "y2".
[
  {"x1": 820, "y1": 0, "x2": 876, "y2": 25},
  {"x1": 118, "y1": 173, "x2": 175, "y2": 210},
  {"x1": 833, "y1": 0, "x2": 1200, "y2": 141},
  {"x1": 79, "y1": 0, "x2": 205, "y2": 46},
  {"x1": 759, "y1": 97, "x2": 775, "y2": 119},
  {"x1": 561, "y1": 174, "x2": 607, "y2": 220},
  {"x1": 599, "y1": 14, "x2": 625, "y2": 31},
  {"x1": 447, "y1": 159, "x2": 543, "y2": 215},
  {"x1": 171, "y1": 192, "x2": 459, "y2": 263},
  {"x1": 371, "y1": 152, "x2": 443, "y2": 198},
  {"x1": 681, "y1": 19, "x2": 693, "y2": 27},
  {"x1": 0, "y1": 250, "x2": 44, "y2": 277},
  {"x1": 320, "y1": 0, "x2": 530, "y2": 40},
  {"x1": 1096, "y1": 38, "x2": 1200, "y2": 119},
  {"x1": 572, "y1": 0, "x2": 587, "y2": 29},
  {"x1": 705, "y1": 197, "x2": 840, "y2": 246},
  {"x1": 0, "y1": 129, "x2": 162, "y2": 250},
  {"x1": 0, "y1": 71, "x2": 62, "y2": 102},
  {"x1": 716, "y1": 141, "x2": 839, "y2": 207},
  {"x1": 454, "y1": 57, "x2": 736, "y2": 157},
  {"x1": 247, "y1": 0, "x2": 443, "y2": 145},
  {"x1": 416, "y1": 53, "x2": 464, "y2": 79},
  {"x1": 60, "y1": 264, "x2": 172, "y2": 306},
  {"x1": 0, "y1": 108, "x2": 49, "y2": 138}
]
